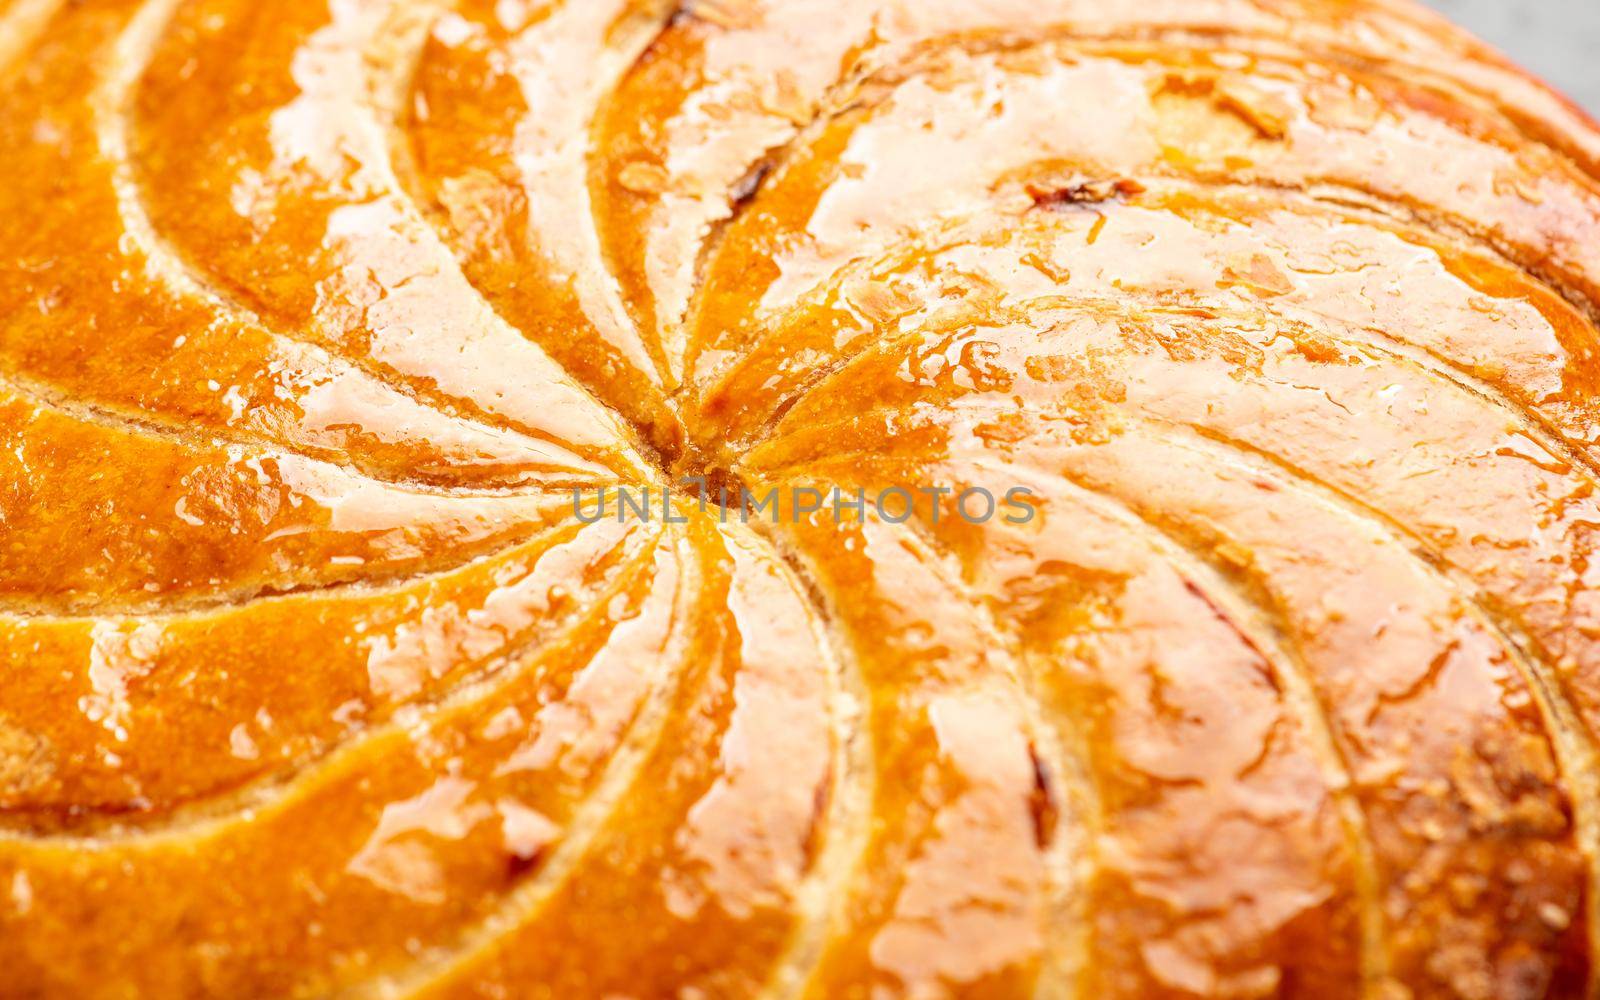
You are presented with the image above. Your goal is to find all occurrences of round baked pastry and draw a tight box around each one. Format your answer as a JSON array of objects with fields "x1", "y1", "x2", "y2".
[{"x1": 3, "y1": 0, "x2": 1600, "y2": 997}]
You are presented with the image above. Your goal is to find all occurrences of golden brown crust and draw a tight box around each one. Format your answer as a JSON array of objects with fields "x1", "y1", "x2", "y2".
[{"x1": 3, "y1": 0, "x2": 1600, "y2": 997}]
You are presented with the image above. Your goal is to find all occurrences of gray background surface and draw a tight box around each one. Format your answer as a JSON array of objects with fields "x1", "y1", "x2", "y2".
[{"x1": 1421, "y1": 0, "x2": 1600, "y2": 114}]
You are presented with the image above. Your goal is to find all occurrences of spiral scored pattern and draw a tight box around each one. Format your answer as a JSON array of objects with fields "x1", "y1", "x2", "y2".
[{"x1": 5, "y1": 0, "x2": 1600, "y2": 996}]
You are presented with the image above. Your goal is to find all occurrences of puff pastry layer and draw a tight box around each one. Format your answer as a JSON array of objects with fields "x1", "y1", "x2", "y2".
[{"x1": 3, "y1": 1, "x2": 1600, "y2": 997}]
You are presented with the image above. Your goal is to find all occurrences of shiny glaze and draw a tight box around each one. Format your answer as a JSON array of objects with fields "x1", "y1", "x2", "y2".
[{"x1": 3, "y1": 0, "x2": 1600, "y2": 997}]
